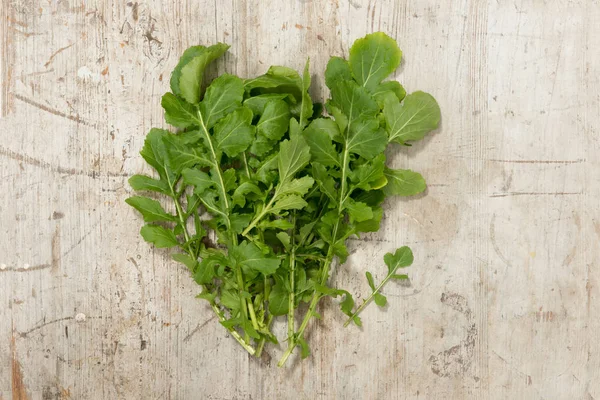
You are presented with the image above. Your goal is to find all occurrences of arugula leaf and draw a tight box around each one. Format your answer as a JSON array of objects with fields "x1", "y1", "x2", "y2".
[
  {"x1": 349, "y1": 32, "x2": 402, "y2": 91},
  {"x1": 383, "y1": 167, "x2": 427, "y2": 196},
  {"x1": 170, "y1": 43, "x2": 229, "y2": 104},
  {"x1": 385, "y1": 91, "x2": 441, "y2": 144},
  {"x1": 129, "y1": 175, "x2": 170, "y2": 194},
  {"x1": 126, "y1": 196, "x2": 177, "y2": 223},
  {"x1": 140, "y1": 225, "x2": 178, "y2": 248}
]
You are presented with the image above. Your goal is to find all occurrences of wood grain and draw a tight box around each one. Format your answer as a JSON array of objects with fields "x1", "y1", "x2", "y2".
[{"x1": 1, "y1": 0, "x2": 599, "y2": 399}]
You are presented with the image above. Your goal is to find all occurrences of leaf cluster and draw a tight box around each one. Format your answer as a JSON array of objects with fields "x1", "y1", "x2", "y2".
[{"x1": 126, "y1": 33, "x2": 440, "y2": 365}]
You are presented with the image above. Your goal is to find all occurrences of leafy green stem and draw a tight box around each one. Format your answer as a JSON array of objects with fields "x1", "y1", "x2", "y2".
[
  {"x1": 287, "y1": 214, "x2": 297, "y2": 340},
  {"x1": 241, "y1": 190, "x2": 278, "y2": 237},
  {"x1": 343, "y1": 275, "x2": 387, "y2": 327}
]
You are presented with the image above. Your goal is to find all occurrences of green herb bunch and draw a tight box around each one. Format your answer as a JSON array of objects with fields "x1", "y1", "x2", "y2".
[{"x1": 126, "y1": 33, "x2": 440, "y2": 366}]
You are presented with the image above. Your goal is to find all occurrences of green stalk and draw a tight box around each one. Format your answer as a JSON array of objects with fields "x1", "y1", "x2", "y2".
[
  {"x1": 278, "y1": 145, "x2": 349, "y2": 367},
  {"x1": 287, "y1": 214, "x2": 297, "y2": 340},
  {"x1": 169, "y1": 178, "x2": 255, "y2": 355}
]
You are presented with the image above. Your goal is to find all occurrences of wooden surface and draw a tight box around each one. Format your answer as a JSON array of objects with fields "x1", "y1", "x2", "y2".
[{"x1": 1, "y1": 1, "x2": 599, "y2": 399}]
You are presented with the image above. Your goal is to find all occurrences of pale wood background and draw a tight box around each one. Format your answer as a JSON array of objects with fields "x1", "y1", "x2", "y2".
[{"x1": 1, "y1": 0, "x2": 599, "y2": 399}]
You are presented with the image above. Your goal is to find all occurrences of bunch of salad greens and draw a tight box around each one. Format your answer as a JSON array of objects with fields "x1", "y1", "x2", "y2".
[{"x1": 126, "y1": 32, "x2": 440, "y2": 366}]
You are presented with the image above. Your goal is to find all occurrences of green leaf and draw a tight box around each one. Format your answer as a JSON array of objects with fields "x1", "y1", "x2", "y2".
[
  {"x1": 347, "y1": 117, "x2": 388, "y2": 160},
  {"x1": 329, "y1": 80, "x2": 379, "y2": 127},
  {"x1": 161, "y1": 92, "x2": 199, "y2": 128},
  {"x1": 214, "y1": 106, "x2": 255, "y2": 157},
  {"x1": 276, "y1": 232, "x2": 291, "y2": 250},
  {"x1": 383, "y1": 168, "x2": 426, "y2": 196},
  {"x1": 268, "y1": 281, "x2": 289, "y2": 316},
  {"x1": 232, "y1": 182, "x2": 262, "y2": 207},
  {"x1": 304, "y1": 119, "x2": 340, "y2": 167},
  {"x1": 370, "y1": 81, "x2": 406, "y2": 108},
  {"x1": 325, "y1": 56, "x2": 353, "y2": 88},
  {"x1": 140, "y1": 128, "x2": 171, "y2": 179},
  {"x1": 126, "y1": 196, "x2": 177, "y2": 223},
  {"x1": 349, "y1": 32, "x2": 402, "y2": 91},
  {"x1": 340, "y1": 291, "x2": 355, "y2": 316},
  {"x1": 299, "y1": 59, "x2": 313, "y2": 128},
  {"x1": 231, "y1": 241, "x2": 281, "y2": 275},
  {"x1": 374, "y1": 293, "x2": 387, "y2": 307},
  {"x1": 353, "y1": 207, "x2": 383, "y2": 234},
  {"x1": 297, "y1": 337, "x2": 310, "y2": 359},
  {"x1": 200, "y1": 74, "x2": 245, "y2": 129},
  {"x1": 164, "y1": 134, "x2": 212, "y2": 173},
  {"x1": 140, "y1": 225, "x2": 178, "y2": 248},
  {"x1": 278, "y1": 135, "x2": 312, "y2": 183},
  {"x1": 171, "y1": 43, "x2": 229, "y2": 104},
  {"x1": 129, "y1": 175, "x2": 170, "y2": 194},
  {"x1": 257, "y1": 99, "x2": 290, "y2": 140},
  {"x1": 182, "y1": 168, "x2": 213, "y2": 195},
  {"x1": 350, "y1": 154, "x2": 386, "y2": 191},
  {"x1": 391, "y1": 274, "x2": 409, "y2": 280},
  {"x1": 270, "y1": 195, "x2": 308, "y2": 213},
  {"x1": 278, "y1": 176, "x2": 315, "y2": 197},
  {"x1": 385, "y1": 91, "x2": 441, "y2": 144},
  {"x1": 365, "y1": 271, "x2": 376, "y2": 291},
  {"x1": 244, "y1": 66, "x2": 303, "y2": 100},
  {"x1": 344, "y1": 199, "x2": 373, "y2": 222},
  {"x1": 311, "y1": 163, "x2": 337, "y2": 202},
  {"x1": 243, "y1": 93, "x2": 289, "y2": 115},
  {"x1": 172, "y1": 253, "x2": 197, "y2": 272},
  {"x1": 230, "y1": 213, "x2": 252, "y2": 233},
  {"x1": 259, "y1": 219, "x2": 295, "y2": 230},
  {"x1": 384, "y1": 246, "x2": 414, "y2": 274}
]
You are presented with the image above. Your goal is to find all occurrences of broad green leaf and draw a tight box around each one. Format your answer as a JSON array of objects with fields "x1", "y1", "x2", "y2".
[
  {"x1": 350, "y1": 154, "x2": 386, "y2": 190},
  {"x1": 254, "y1": 153, "x2": 278, "y2": 184},
  {"x1": 268, "y1": 281, "x2": 289, "y2": 316},
  {"x1": 276, "y1": 232, "x2": 291, "y2": 250},
  {"x1": 278, "y1": 135, "x2": 311, "y2": 183},
  {"x1": 312, "y1": 163, "x2": 337, "y2": 202},
  {"x1": 329, "y1": 80, "x2": 379, "y2": 127},
  {"x1": 199, "y1": 74, "x2": 245, "y2": 129},
  {"x1": 172, "y1": 43, "x2": 229, "y2": 104},
  {"x1": 324, "y1": 56, "x2": 352, "y2": 88},
  {"x1": 370, "y1": 81, "x2": 406, "y2": 108},
  {"x1": 243, "y1": 93, "x2": 289, "y2": 115},
  {"x1": 172, "y1": 253, "x2": 197, "y2": 272},
  {"x1": 163, "y1": 134, "x2": 212, "y2": 172},
  {"x1": 126, "y1": 196, "x2": 177, "y2": 223},
  {"x1": 297, "y1": 338, "x2": 310, "y2": 359},
  {"x1": 213, "y1": 106, "x2": 254, "y2": 157},
  {"x1": 278, "y1": 176, "x2": 315, "y2": 197},
  {"x1": 259, "y1": 219, "x2": 295, "y2": 230},
  {"x1": 304, "y1": 119, "x2": 340, "y2": 167},
  {"x1": 250, "y1": 134, "x2": 277, "y2": 156},
  {"x1": 353, "y1": 207, "x2": 383, "y2": 234},
  {"x1": 257, "y1": 99, "x2": 290, "y2": 140},
  {"x1": 385, "y1": 91, "x2": 441, "y2": 144},
  {"x1": 344, "y1": 199, "x2": 373, "y2": 222},
  {"x1": 140, "y1": 224, "x2": 178, "y2": 248},
  {"x1": 383, "y1": 167, "x2": 426, "y2": 196},
  {"x1": 182, "y1": 168, "x2": 213, "y2": 195},
  {"x1": 221, "y1": 168, "x2": 237, "y2": 193},
  {"x1": 230, "y1": 213, "x2": 252, "y2": 233},
  {"x1": 161, "y1": 92, "x2": 199, "y2": 128},
  {"x1": 340, "y1": 291, "x2": 355, "y2": 316},
  {"x1": 326, "y1": 104, "x2": 348, "y2": 136},
  {"x1": 347, "y1": 117, "x2": 388, "y2": 159},
  {"x1": 374, "y1": 293, "x2": 387, "y2": 307},
  {"x1": 244, "y1": 66, "x2": 302, "y2": 100},
  {"x1": 232, "y1": 182, "x2": 262, "y2": 207},
  {"x1": 270, "y1": 195, "x2": 308, "y2": 213},
  {"x1": 140, "y1": 128, "x2": 171, "y2": 179},
  {"x1": 384, "y1": 246, "x2": 414, "y2": 274},
  {"x1": 349, "y1": 32, "x2": 402, "y2": 91},
  {"x1": 129, "y1": 175, "x2": 169, "y2": 194},
  {"x1": 231, "y1": 241, "x2": 280, "y2": 275}
]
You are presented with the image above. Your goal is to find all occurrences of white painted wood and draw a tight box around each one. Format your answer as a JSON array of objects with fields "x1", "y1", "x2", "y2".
[{"x1": 1, "y1": 0, "x2": 599, "y2": 398}]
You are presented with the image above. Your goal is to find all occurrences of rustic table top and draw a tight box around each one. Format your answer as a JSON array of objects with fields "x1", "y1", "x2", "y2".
[{"x1": 1, "y1": 1, "x2": 599, "y2": 399}]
